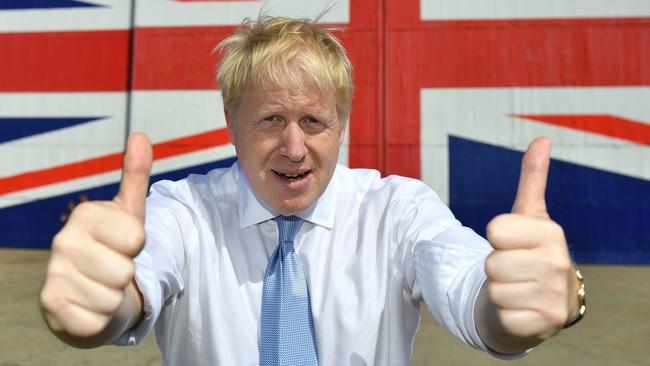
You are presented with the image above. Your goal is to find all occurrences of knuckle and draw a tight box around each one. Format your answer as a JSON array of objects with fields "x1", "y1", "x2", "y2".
[
  {"x1": 541, "y1": 282, "x2": 565, "y2": 305},
  {"x1": 542, "y1": 249, "x2": 571, "y2": 273},
  {"x1": 486, "y1": 282, "x2": 498, "y2": 302},
  {"x1": 123, "y1": 224, "x2": 145, "y2": 256},
  {"x1": 52, "y1": 233, "x2": 87, "y2": 266},
  {"x1": 537, "y1": 297, "x2": 567, "y2": 328},
  {"x1": 40, "y1": 282, "x2": 68, "y2": 315},
  {"x1": 544, "y1": 307, "x2": 567, "y2": 328},
  {"x1": 106, "y1": 288, "x2": 125, "y2": 312},
  {"x1": 116, "y1": 260, "x2": 136, "y2": 286},
  {"x1": 51, "y1": 231, "x2": 74, "y2": 253},
  {"x1": 39, "y1": 287, "x2": 58, "y2": 311},
  {"x1": 486, "y1": 214, "x2": 509, "y2": 241},
  {"x1": 543, "y1": 220, "x2": 566, "y2": 243},
  {"x1": 485, "y1": 218, "x2": 499, "y2": 239},
  {"x1": 555, "y1": 257, "x2": 572, "y2": 273},
  {"x1": 69, "y1": 201, "x2": 97, "y2": 220},
  {"x1": 484, "y1": 254, "x2": 497, "y2": 278},
  {"x1": 548, "y1": 220, "x2": 564, "y2": 235}
]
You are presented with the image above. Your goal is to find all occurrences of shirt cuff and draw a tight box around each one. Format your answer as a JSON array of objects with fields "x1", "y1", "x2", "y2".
[{"x1": 112, "y1": 250, "x2": 161, "y2": 346}]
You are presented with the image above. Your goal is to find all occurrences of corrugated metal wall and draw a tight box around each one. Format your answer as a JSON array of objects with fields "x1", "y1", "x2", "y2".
[{"x1": 1, "y1": 0, "x2": 648, "y2": 263}]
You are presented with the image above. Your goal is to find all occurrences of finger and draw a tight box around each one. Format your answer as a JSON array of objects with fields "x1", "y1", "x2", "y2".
[
  {"x1": 62, "y1": 235, "x2": 136, "y2": 289},
  {"x1": 60, "y1": 271, "x2": 124, "y2": 315},
  {"x1": 487, "y1": 213, "x2": 564, "y2": 250},
  {"x1": 512, "y1": 136, "x2": 551, "y2": 218},
  {"x1": 67, "y1": 202, "x2": 145, "y2": 257},
  {"x1": 43, "y1": 267, "x2": 125, "y2": 315},
  {"x1": 498, "y1": 309, "x2": 557, "y2": 339},
  {"x1": 485, "y1": 248, "x2": 542, "y2": 282},
  {"x1": 488, "y1": 281, "x2": 541, "y2": 310},
  {"x1": 43, "y1": 299, "x2": 111, "y2": 338},
  {"x1": 114, "y1": 132, "x2": 153, "y2": 222}
]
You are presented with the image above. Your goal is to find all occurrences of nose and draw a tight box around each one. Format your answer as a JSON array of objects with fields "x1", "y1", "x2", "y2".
[{"x1": 280, "y1": 122, "x2": 307, "y2": 162}]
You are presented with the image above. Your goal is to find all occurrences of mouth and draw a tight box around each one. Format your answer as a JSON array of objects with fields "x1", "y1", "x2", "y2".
[{"x1": 272, "y1": 169, "x2": 311, "y2": 182}]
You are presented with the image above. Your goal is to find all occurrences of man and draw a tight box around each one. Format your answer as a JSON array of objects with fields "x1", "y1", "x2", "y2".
[{"x1": 40, "y1": 15, "x2": 585, "y2": 365}]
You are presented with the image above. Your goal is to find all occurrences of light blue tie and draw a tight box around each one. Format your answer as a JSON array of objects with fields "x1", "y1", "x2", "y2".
[{"x1": 259, "y1": 216, "x2": 318, "y2": 366}]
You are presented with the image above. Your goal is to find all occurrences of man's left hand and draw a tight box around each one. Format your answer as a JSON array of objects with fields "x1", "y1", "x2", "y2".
[{"x1": 484, "y1": 137, "x2": 579, "y2": 342}]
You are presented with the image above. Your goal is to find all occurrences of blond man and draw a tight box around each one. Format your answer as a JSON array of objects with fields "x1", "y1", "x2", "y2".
[{"x1": 41, "y1": 15, "x2": 584, "y2": 365}]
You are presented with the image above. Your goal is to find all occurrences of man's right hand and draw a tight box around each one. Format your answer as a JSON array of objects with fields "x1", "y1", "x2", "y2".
[{"x1": 40, "y1": 133, "x2": 153, "y2": 344}]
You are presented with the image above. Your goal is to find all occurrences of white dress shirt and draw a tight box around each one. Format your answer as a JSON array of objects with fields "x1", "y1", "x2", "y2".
[{"x1": 115, "y1": 162, "x2": 506, "y2": 365}]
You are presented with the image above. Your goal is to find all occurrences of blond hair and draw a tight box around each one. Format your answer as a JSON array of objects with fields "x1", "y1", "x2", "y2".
[{"x1": 215, "y1": 15, "x2": 353, "y2": 122}]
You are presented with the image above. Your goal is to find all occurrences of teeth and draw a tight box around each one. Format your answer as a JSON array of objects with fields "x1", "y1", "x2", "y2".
[{"x1": 276, "y1": 170, "x2": 308, "y2": 180}]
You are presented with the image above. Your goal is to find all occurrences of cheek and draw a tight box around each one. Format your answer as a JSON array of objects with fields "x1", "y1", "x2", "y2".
[
  {"x1": 236, "y1": 133, "x2": 274, "y2": 161},
  {"x1": 310, "y1": 140, "x2": 341, "y2": 174}
]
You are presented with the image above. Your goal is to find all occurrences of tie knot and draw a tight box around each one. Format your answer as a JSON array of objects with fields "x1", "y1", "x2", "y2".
[{"x1": 276, "y1": 215, "x2": 303, "y2": 243}]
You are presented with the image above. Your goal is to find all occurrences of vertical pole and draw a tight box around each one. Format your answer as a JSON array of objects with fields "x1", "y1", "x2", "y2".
[{"x1": 124, "y1": 0, "x2": 137, "y2": 147}]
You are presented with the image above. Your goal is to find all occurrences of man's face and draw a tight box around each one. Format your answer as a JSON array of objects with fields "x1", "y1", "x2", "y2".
[{"x1": 227, "y1": 79, "x2": 345, "y2": 216}]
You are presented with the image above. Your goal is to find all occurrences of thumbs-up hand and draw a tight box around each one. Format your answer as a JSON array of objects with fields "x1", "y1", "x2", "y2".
[
  {"x1": 484, "y1": 137, "x2": 578, "y2": 342},
  {"x1": 40, "y1": 133, "x2": 152, "y2": 341}
]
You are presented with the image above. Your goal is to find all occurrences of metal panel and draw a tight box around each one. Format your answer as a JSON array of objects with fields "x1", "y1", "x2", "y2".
[
  {"x1": 0, "y1": 1, "x2": 132, "y2": 247},
  {"x1": 1, "y1": 0, "x2": 648, "y2": 263},
  {"x1": 406, "y1": 0, "x2": 650, "y2": 263}
]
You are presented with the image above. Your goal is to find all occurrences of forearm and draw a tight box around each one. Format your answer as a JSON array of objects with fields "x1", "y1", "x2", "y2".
[{"x1": 45, "y1": 280, "x2": 144, "y2": 349}]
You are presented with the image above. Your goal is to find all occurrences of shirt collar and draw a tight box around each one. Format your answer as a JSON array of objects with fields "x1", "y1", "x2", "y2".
[{"x1": 236, "y1": 162, "x2": 338, "y2": 230}]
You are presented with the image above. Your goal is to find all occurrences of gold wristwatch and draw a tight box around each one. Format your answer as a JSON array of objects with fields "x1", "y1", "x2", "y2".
[{"x1": 564, "y1": 267, "x2": 586, "y2": 328}]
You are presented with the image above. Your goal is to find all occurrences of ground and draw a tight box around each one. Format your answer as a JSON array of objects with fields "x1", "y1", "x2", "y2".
[{"x1": 1, "y1": 249, "x2": 647, "y2": 365}]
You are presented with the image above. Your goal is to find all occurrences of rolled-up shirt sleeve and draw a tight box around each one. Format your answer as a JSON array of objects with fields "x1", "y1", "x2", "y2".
[
  {"x1": 396, "y1": 180, "x2": 525, "y2": 358},
  {"x1": 113, "y1": 184, "x2": 187, "y2": 346},
  {"x1": 412, "y1": 226, "x2": 491, "y2": 351}
]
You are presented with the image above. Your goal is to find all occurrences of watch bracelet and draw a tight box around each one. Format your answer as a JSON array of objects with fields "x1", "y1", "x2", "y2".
[{"x1": 563, "y1": 267, "x2": 586, "y2": 329}]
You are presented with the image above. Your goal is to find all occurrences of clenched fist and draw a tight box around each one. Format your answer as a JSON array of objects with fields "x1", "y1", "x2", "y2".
[
  {"x1": 40, "y1": 133, "x2": 152, "y2": 346},
  {"x1": 478, "y1": 137, "x2": 581, "y2": 353}
]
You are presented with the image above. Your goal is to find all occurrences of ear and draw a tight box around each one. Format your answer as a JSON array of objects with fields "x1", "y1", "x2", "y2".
[{"x1": 224, "y1": 110, "x2": 236, "y2": 145}]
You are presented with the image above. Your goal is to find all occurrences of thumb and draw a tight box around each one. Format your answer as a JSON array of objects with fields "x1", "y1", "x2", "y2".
[
  {"x1": 512, "y1": 137, "x2": 551, "y2": 218},
  {"x1": 114, "y1": 132, "x2": 153, "y2": 221}
]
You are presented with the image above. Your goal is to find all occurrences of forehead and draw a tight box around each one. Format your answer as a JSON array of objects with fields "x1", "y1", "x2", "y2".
[{"x1": 242, "y1": 79, "x2": 336, "y2": 111}]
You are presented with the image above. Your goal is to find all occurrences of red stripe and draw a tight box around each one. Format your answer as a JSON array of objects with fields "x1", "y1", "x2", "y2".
[
  {"x1": 382, "y1": 0, "x2": 650, "y2": 178},
  {"x1": 0, "y1": 30, "x2": 129, "y2": 92},
  {"x1": 512, "y1": 114, "x2": 650, "y2": 146},
  {"x1": 132, "y1": 19, "x2": 650, "y2": 90},
  {"x1": 345, "y1": 0, "x2": 383, "y2": 170},
  {"x1": 405, "y1": 17, "x2": 650, "y2": 87},
  {"x1": 133, "y1": 24, "x2": 357, "y2": 90},
  {"x1": 133, "y1": 26, "x2": 236, "y2": 90},
  {"x1": 0, "y1": 128, "x2": 230, "y2": 195}
]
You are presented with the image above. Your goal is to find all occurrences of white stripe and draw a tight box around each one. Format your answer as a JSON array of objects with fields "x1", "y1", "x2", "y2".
[
  {"x1": 420, "y1": 87, "x2": 650, "y2": 204},
  {"x1": 0, "y1": 90, "x2": 225, "y2": 178},
  {"x1": 337, "y1": 122, "x2": 350, "y2": 167},
  {"x1": 0, "y1": 144, "x2": 236, "y2": 209},
  {"x1": 0, "y1": 92, "x2": 127, "y2": 178},
  {"x1": 0, "y1": 0, "x2": 130, "y2": 32},
  {"x1": 130, "y1": 90, "x2": 227, "y2": 143},
  {"x1": 420, "y1": 0, "x2": 650, "y2": 20},
  {"x1": 136, "y1": 0, "x2": 349, "y2": 27}
]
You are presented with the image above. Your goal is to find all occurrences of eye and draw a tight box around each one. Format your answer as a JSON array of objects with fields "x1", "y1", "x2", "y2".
[
  {"x1": 301, "y1": 116, "x2": 328, "y2": 134},
  {"x1": 304, "y1": 116, "x2": 322, "y2": 125},
  {"x1": 262, "y1": 115, "x2": 281, "y2": 123}
]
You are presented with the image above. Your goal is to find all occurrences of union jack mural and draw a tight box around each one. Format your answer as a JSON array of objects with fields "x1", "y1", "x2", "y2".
[{"x1": 1, "y1": 0, "x2": 648, "y2": 263}]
